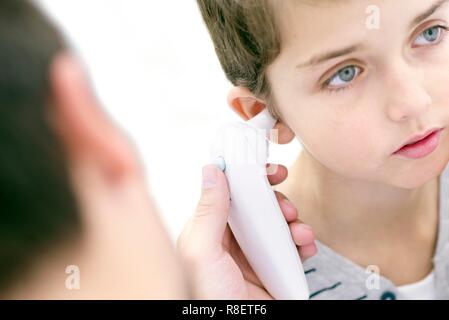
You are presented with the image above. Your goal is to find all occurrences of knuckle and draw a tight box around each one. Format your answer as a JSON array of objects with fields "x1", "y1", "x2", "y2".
[{"x1": 195, "y1": 201, "x2": 213, "y2": 218}]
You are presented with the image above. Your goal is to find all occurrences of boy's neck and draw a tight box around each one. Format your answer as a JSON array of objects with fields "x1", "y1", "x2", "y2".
[{"x1": 278, "y1": 150, "x2": 440, "y2": 284}]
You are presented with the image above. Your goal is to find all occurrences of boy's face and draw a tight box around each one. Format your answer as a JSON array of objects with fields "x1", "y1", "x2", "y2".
[{"x1": 267, "y1": 0, "x2": 449, "y2": 188}]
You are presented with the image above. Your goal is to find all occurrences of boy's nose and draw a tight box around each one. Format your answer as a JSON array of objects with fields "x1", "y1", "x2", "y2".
[{"x1": 383, "y1": 63, "x2": 432, "y2": 122}]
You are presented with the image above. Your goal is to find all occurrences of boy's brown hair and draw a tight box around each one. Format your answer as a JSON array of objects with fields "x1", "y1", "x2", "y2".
[{"x1": 196, "y1": 0, "x2": 282, "y2": 119}]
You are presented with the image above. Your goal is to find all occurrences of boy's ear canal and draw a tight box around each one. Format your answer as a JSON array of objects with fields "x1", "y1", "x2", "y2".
[{"x1": 227, "y1": 86, "x2": 295, "y2": 144}]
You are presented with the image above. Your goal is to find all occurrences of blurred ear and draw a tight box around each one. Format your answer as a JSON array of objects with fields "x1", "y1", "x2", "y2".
[
  {"x1": 227, "y1": 86, "x2": 295, "y2": 144},
  {"x1": 49, "y1": 53, "x2": 139, "y2": 182}
]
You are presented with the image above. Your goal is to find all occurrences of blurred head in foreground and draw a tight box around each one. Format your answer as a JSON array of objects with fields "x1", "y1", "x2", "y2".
[{"x1": 0, "y1": 0, "x2": 188, "y2": 299}]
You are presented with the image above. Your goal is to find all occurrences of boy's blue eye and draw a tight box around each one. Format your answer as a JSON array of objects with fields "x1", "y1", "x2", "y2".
[
  {"x1": 414, "y1": 25, "x2": 448, "y2": 46},
  {"x1": 424, "y1": 26, "x2": 439, "y2": 41},
  {"x1": 324, "y1": 65, "x2": 361, "y2": 89}
]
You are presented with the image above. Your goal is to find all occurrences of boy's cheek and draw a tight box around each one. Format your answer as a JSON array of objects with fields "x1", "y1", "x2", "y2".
[
  {"x1": 297, "y1": 122, "x2": 381, "y2": 174},
  {"x1": 430, "y1": 73, "x2": 449, "y2": 107}
]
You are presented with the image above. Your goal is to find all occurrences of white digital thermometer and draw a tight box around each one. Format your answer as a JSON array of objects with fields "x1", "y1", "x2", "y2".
[{"x1": 210, "y1": 108, "x2": 309, "y2": 300}]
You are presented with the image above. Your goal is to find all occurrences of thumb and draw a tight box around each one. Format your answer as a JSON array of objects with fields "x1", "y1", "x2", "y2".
[{"x1": 184, "y1": 164, "x2": 230, "y2": 255}]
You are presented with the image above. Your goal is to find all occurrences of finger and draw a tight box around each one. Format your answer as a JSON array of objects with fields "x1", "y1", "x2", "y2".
[
  {"x1": 269, "y1": 121, "x2": 295, "y2": 144},
  {"x1": 298, "y1": 243, "x2": 318, "y2": 260},
  {"x1": 178, "y1": 165, "x2": 230, "y2": 256},
  {"x1": 290, "y1": 222, "x2": 318, "y2": 260},
  {"x1": 289, "y1": 222, "x2": 316, "y2": 247},
  {"x1": 275, "y1": 191, "x2": 298, "y2": 223},
  {"x1": 266, "y1": 163, "x2": 287, "y2": 185}
]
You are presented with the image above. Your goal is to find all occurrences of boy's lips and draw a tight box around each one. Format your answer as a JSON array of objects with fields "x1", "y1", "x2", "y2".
[
  {"x1": 401, "y1": 127, "x2": 442, "y2": 147},
  {"x1": 392, "y1": 127, "x2": 444, "y2": 158}
]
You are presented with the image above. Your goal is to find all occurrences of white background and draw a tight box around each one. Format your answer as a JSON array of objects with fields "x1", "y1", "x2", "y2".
[{"x1": 34, "y1": 0, "x2": 301, "y2": 241}]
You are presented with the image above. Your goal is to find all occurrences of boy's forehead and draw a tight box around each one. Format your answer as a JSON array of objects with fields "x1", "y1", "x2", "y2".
[
  {"x1": 275, "y1": 0, "x2": 368, "y2": 45},
  {"x1": 272, "y1": 0, "x2": 449, "y2": 66}
]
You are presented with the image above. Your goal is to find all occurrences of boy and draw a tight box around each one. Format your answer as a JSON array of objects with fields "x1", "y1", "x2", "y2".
[{"x1": 196, "y1": 0, "x2": 449, "y2": 299}]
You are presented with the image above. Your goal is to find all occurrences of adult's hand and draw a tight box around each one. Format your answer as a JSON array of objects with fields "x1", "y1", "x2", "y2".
[{"x1": 177, "y1": 164, "x2": 316, "y2": 299}]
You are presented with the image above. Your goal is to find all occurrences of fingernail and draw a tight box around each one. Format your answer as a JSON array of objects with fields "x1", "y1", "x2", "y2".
[
  {"x1": 202, "y1": 165, "x2": 218, "y2": 189},
  {"x1": 266, "y1": 163, "x2": 279, "y2": 176},
  {"x1": 283, "y1": 198, "x2": 294, "y2": 209}
]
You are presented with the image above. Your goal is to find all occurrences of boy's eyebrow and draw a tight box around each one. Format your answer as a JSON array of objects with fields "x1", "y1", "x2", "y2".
[
  {"x1": 296, "y1": 44, "x2": 364, "y2": 70},
  {"x1": 409, "y1": 0, "x2": 449, "y2": 29},
  {"x1": 296, "y1": 0, "x2": 449, "y2": 70}
]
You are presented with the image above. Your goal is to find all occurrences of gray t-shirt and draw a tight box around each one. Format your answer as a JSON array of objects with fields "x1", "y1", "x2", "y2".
[{"x1": 302, "y1": 161, "x2": 449, "y2": 300}]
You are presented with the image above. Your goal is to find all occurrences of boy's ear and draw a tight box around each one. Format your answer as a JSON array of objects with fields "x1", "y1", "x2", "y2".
[
  {"x1": 227, "y1": 86, "x2": 295, "y2": 144},
  {"x1": 227, "y1": 86, "x2": 265, "y2": 120},
  {"x1": 49, "y1": 53, "x2": 139, "y2": 182}
]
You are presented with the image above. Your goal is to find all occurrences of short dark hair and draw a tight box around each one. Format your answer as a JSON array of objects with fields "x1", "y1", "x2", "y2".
[
  {"x1": 196, "y1": 0, "x2": 282, "y2": 119},
  {"x1": 0, "y1": 0, "x2": 81, "y2": 292}
]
